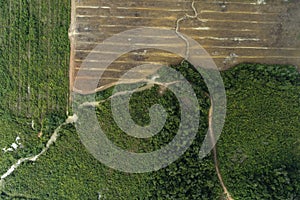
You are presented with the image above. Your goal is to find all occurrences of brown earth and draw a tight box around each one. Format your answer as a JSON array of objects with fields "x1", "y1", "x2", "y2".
[{"x1": 69, "y1": 0, "x2": 300, "y2": 94}]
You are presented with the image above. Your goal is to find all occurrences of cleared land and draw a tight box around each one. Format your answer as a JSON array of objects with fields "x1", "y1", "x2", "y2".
[{"x1": 70, "y1": 0, "x2": 300, "y2": 93}]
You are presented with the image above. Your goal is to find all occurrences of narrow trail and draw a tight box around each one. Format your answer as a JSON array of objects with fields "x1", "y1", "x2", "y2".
[
  {"x1": 207, "y1": 95, "x2": 233, "y2": 200},
  {"x1": 176, "y1": 1, "x2": 233, "y2": 198},
  {"x1": 0, "y1": 114, "x2": 78, "y2": 191},
  {"x1": 79, "y1": 79, "x2": 179, "y2": 108},
  {"x1": 175, "y1": 0, "x2": 200, "y2": 60}
]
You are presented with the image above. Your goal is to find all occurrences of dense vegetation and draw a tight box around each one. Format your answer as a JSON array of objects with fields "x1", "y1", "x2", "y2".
[
  {"x1": 0, "y1": 0, "x2": 71, "y2": 183},
  {"x1": 0, "y1": 1, "x2": 299, "y2": 199},
  {"x1": 0, "y1": 0, "x2": 70, "y2": 120},
  {"x1": 218, "y1": 64, "x2": 300, "y2": 200},
  {"x1": 1, "y1": 60, "x2": 299, "y2": 199}
]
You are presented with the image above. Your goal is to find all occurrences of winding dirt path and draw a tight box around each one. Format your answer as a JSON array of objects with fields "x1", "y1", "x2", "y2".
[
  {"x1": 207, "y1": 95, "x2": 233, "y2": 200},
  {"x1": 0, "y1": 115, "x2": 78, "y2": 191},
  {"x1": 176, "y1": 3, "x2": 233, "y2": 198}
]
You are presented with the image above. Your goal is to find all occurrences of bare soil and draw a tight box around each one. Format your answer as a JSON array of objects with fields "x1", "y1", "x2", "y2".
[{"x1": 70, "y1": 0, "x2": 300, "y2": 93}]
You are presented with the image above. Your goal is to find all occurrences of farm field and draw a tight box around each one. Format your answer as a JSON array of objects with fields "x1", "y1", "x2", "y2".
[
  {"x1": 71, "y1": 0, "x2": 300, "y2": 93},
  {"x1": 0, "y1": 0, "x2": 299, "y2": 199}
]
